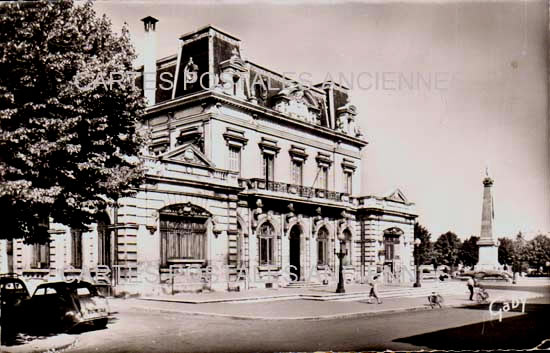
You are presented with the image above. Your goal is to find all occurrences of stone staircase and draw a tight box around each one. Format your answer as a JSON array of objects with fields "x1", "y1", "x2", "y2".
[
  {"x1": 304, "y1": 282, "x2": 468, "y2": 302},
  {"x1": 284, "y1": 281, "x2": 325, "y2": 289}
]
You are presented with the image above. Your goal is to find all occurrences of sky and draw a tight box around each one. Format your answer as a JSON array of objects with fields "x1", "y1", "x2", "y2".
[{"x1": 93, "y1": 0, "x2": 549, "y2": 241}]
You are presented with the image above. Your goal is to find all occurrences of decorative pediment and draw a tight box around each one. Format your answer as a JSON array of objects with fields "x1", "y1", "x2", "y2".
[
  {"x1": 159, "y1": 202, "x2": 211, "y2": 218},
  {"x1": 383, "y1": 227, "x2": 404, "y2": 237},
  {"x1": 384, "y1": 188, "x2": 409, "y2": 204},
  {"x1": 160, "y1": 143, "x2": 214, "y2": 168},
  {"x1": 272, "y1": 85, "x2": 321, "y2": 124}
]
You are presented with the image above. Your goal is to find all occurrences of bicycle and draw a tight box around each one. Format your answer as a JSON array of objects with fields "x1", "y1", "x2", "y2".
[
  {"x1": 475, "y1": 287, "x2": 489, "y2": 303},
  {"x1": 428, "y1": 291, "x2": 444, "y2": 308}
]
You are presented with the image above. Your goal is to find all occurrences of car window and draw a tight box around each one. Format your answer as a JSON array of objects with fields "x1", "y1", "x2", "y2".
[
  {"x1": 76, "y1": 287, "x2": 91, "y2": 296},
  {"x1": 34, "y1": 287, "x2": 46, "y2": 296},
  {"x1": 34, "y1": 287, "x2": 57, "y2": 295}
]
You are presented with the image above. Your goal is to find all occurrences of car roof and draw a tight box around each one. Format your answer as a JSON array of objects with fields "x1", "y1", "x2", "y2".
[
  {"x1": 0, "y1": 277, "x2": 26, "y2": 284},
  {"x1": 35, "y1": 280, "x2": 94, "y2": 290}
]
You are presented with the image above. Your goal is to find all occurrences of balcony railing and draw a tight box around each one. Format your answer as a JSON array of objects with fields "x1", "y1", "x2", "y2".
[{"x1": 241, "y1": 178, "x2": 352, "y2": 204}]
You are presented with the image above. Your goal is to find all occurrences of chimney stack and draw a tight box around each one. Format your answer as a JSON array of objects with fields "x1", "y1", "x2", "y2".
[{"x1": 141, "y1": 16, "x2": 158, "y2": 106}]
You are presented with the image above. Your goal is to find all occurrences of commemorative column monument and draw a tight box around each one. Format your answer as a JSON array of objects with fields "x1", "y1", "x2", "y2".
[{"x1": 475, "y1": 170, "x2": 501, "y2": 270}]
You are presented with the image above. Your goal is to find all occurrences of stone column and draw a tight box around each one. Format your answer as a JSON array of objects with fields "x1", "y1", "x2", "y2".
[{"x1": 476, "y1": 175, "x2": 500, "y2": 270}]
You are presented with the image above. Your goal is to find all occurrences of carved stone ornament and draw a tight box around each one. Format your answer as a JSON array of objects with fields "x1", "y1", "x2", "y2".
[
  {"x1": 159, "y1": 202, "x2": 211, "y2": 218},
  {"x1": 184, "y1": 57, "x2": 199, "y2": 83}
]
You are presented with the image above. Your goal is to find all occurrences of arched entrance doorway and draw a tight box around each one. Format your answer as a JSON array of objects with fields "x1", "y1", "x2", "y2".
[
  {"x1": 289, "y1": 225, "x2": 302, "y2": 281},
  {"x1": 383, "y1": 227, "x2": 403, "y2": 273},
  {"x1": 158, "y1": 203, "x2": 211, "y2": 268},
  {"x1": 342, "y1": 229, "x2": 352, "y2": 266}
]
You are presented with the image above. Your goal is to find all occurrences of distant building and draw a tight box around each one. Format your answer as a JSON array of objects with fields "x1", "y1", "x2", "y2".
[{"x1": 0, "y1": 19, "x2": 417, "y2": 294}]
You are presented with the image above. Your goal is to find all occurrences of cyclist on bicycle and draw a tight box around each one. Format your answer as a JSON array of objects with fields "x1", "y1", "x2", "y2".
[{"x1": 428, "y1": 291, "x2": 443, "y2": 308}]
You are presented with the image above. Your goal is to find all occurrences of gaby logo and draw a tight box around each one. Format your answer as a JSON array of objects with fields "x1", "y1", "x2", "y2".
[{"x1": 489, "y1": 296, "x2": 527, "y2": 322}]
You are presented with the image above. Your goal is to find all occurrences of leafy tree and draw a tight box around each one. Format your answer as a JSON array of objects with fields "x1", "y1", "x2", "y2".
[
  {"x1": 432, "y1": 231, "x2": 462, "y2": 270},
  {"x1": 498, "y1": 237, "x2": 515, "y2": 268},
  {"x1": 524, "y1": 234, "x2": 550, "y2": 269},
  {"x1": 0, "y1": 1, "x2": 146, "y2": 243},
  {"x1": 458, "y1": 235, "x2": 479, "y2": 268},
  {"x1": 413, "y1": 222, "x2": 432, "y2": 265}
]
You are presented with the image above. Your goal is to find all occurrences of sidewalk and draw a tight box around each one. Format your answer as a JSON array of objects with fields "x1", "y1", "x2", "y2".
[
  {"x1": 122, "y1": 287, "x2": 545, "y2": 321},
  {"x1": 138, "y1": 281, "x2": 466, "y2": 304},
  {"x1": 0, "y1": 334, "x2": 76, "y2": 353}
]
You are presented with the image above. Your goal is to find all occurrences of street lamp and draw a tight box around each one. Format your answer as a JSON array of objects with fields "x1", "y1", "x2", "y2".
[
  {"x1": 413, "y1": 238, "x2": 421, "y2": 288},
  {"x1": 335, "y1": 232, "x2": 348, "y2": 293},
  {"x1": 546, "y1": 261, "x2": 550, "y2": 277}
]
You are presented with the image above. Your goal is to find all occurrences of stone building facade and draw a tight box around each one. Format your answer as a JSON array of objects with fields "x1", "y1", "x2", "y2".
[{"x1": 0, "y1": 20, "x2": 417, "y2": 294}]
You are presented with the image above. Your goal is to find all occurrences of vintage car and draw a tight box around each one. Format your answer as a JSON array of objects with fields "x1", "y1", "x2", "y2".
[
  {"x1": 458, "y1": 270, "x2": 512, "y2": 282},
  {"x1": 23, "y1": 280, "x2": 109, "y2": 333},
  {"x1": 0, "y1": 274, "x2": 31, "y2": 335},
  {"x1": 0, "y1": 274, "x2": 30, "y2": 308}
]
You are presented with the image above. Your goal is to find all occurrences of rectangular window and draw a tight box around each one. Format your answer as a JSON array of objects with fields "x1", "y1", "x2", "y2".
[
  {"x1": 259, "y1": 237, "x2": 273, "y2": 265},
  {"x1": 262, "y1": 154, "x2": 274, "y2": 182},
  {"x1": 291, "y1": 160, "x2": 303, "y2": 185},
  {"x1": 228, "y1": 146, "x2": 241, "y2": 174},
  {"x1": 318, "y1": 166, "x2": 328, "y2": 190},
  {"x1": 160, "y1": 217, "x2": 207, "y2": 267},
  {"x1": 32, "y1": 243, "x2": 50, "y2": 269},
  {"x1": 344, "y1": 172, "x2": 353, "y2": 194},
  {"x1": 71, "y1": 229, "x2": 82, "y2": 269}
]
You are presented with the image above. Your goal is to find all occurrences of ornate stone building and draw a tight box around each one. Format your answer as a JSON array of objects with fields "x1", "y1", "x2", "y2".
[{"x1": 0, "y1": 20, "x2": 417, "y2": 294}]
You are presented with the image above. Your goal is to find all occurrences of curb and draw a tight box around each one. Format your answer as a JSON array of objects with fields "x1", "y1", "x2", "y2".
[
  {"x1": 130, "y1": 293, "x2": 546, "y2": 321},
  {"x1": 130, "y1": 301, "x2": 478, "y2": 321}
]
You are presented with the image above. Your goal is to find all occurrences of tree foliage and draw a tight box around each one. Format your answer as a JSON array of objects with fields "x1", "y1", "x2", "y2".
[
  {"x1": 523, "y1": 235, "x2": 550, "y2": 269},
  {"x1": 498, "y1": 237, "x2": 515, "y2": 267},
  {"x1": 498, "y1": 233, "x2": 550, "y2": 273},
  {"x1": 458, "y1": 235, "x2": 479, "y2": 268},
  {"x1": 0, "y1": 1, "x2": 146, "y2": 243},
  {"x1": 432, "y1": 231, "x2": 462, "y2": 268},
  {"x1": 413, "y1": 222, "x2": 432, "y2": 265}
]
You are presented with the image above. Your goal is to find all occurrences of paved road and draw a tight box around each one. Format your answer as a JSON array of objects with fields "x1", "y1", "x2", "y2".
[{"x1": 66, "y1": 296, "x2": 550, "y2": 352}]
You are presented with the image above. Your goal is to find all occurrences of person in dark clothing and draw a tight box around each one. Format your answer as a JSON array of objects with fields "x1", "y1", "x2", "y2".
[{"x1": 467, "y1": 276, "x2": 475, "y2": 300}]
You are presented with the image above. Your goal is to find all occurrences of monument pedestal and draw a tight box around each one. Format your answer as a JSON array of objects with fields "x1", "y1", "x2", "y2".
[{"x1": 476, "y1": 244, "x2": 500, "y2": 271}]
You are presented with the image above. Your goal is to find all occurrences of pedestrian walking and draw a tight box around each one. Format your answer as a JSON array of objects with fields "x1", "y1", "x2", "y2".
[
  {"x1": 367, "y1": 275, "x2": 383, "y2": 304},
  {"x1": 467, "y1": 276, "x2": 475, "y2": 301}
]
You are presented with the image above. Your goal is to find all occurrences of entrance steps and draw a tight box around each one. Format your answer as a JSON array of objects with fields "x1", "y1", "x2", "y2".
[
  {"x1": 284, "y1": 281, "x2": 325, "y2": 289},
  {"x1": 317, "y1": 282, "x2": 467, "y2": 302}
]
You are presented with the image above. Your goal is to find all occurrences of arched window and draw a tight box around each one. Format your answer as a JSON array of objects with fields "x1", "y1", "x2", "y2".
[
  {"x1": 159, "y1": 203, "x2": 210, "y2": 268},
  {"x1": 343, "y1": 229, "x2": 352, "y2": 266},
  {"x1": 259, "y1": 222, "x2": 275, "y2": 265},
  {"x1": 317, "y1": 227, "x2": 329, "y2": 265}
]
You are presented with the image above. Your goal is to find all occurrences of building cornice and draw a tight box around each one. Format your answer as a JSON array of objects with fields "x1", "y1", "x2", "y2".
[{"x1": 142, "y1": 91, "x2": 368, "y2": 149}]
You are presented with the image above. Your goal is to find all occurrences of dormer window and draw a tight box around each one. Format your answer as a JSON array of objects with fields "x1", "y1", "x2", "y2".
[
  {"x1": 218, "y1": 47, "x2": 247, "y2": 99},
  {"x1": 272, "y1": 85, "x2": 321, "y2": 124}
]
